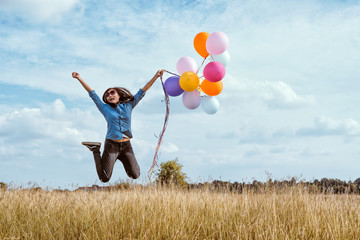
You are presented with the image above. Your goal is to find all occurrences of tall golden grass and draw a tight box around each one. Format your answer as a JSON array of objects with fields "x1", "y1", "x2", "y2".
[{"x1": 0, "y1": 185, "x2": 359, "y2": 239}]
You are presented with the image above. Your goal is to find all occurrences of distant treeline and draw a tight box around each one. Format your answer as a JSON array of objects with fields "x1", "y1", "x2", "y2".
[
  {"x1": 188, "y1": 177, "x2": 360, "y2": 194},
  {"x1": 1, "y1": 177, "x2": 360, "y2": 194}
]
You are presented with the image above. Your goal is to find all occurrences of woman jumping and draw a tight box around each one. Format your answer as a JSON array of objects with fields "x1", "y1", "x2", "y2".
[{"x1": 72, "y1": 70, "x2": 164, "y2": 182}]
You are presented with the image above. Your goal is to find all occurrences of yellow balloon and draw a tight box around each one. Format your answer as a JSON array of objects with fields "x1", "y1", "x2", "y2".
[{"x1": 179, "y1": 71, "x2": 200, "y2": 92}]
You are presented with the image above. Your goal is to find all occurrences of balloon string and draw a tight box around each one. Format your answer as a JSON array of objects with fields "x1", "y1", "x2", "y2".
[
  {"x1": 147, "y1": 66, "x2": 206, "y2": 181},
  {"x1": 164, "y1": 70, "x2": 180, "y2": 77},
  {"x1": 196, "y1": 57, "x2": 208, "y2": 75},
  {"x1": 148, "y1": 73, "x2": 170, "y2": 182}
]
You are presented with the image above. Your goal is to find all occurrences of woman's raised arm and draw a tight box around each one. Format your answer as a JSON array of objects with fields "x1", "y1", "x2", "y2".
[
  {"x1": 142, "y1": 69, "x2": 165, "y2": 92},
  {"x1": 72, "y1": 72, "x2": 93, "y2": 92}
]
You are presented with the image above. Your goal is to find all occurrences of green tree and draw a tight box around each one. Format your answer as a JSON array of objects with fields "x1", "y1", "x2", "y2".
[{"x1": 156, "y1": 158, "x2": 187, "y2": 187}]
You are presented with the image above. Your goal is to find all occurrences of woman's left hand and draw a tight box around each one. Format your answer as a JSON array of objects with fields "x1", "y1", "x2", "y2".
[
  {"x1": 143, "y1": 69, "x2": 166, "y2": 92},
  {"x1": 155, "y1": 69, "x2": 165, "y2": 78}
]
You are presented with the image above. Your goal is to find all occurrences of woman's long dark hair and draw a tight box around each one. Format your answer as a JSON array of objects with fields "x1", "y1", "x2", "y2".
[{"x1": 102, "y1": 87, "x2": 134, "y2": 107}]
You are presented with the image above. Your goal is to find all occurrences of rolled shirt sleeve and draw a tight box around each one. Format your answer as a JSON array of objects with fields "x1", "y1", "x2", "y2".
[
  {"x1": 132, "y1": 89, "x2": 146, "y2": 108},
  {"x1": 88, "y1": 90, "x2": 106, "y2": 116}
]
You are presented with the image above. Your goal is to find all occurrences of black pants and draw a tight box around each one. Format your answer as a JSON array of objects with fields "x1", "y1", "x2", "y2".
[{"x1": 92, "y1": 139, "x2": 140, "y2": 182}]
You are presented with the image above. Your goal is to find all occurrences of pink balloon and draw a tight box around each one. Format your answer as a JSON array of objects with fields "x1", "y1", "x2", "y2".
[
  {"x1": 206, "y1": 32, "x2": 229, "y2": 55},
  {"x1": 203, "y1": 61, "x2": 225, "y2": 82},
  {"x1": 176, "y1": 56, "x2": 198, "y2": 75},
  {"x1": 182, "y1": 91, "x2": 201, "y2": 110}
]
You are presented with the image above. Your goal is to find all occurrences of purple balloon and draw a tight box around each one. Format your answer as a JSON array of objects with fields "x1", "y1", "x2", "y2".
[
  {"x1": 182, "y1": 91, "x2": 201, "y2": 110},
  {"x1": 164, "y1": 76, "x2": 184, "y2": 97}
]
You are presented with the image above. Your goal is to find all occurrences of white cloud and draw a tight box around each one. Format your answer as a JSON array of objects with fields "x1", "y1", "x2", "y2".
[
  {"x1": 0, "y1": 30, "x2": 46, "y2": 53},
  {"x1": 257, "y1": 80, "x2": 315, "y2": 109},
  {"x1": 225, "y1": 75, "x2": 314, "y2": 110},
  {"x1": 0, "y1": 99, "x2": 108, "y2": 186},
  {"x1": 0, "y1": 99, "x2": 103, "y2": 146},
  {"x1": 162, "y1": 142, "x2": 179, "y2": 153},
  {"x1": 297, "y1": 116, "x2": 360, "y2": 138},
  {"x1": 0, "y1": 0, "x2": 80, "y2": 22}
]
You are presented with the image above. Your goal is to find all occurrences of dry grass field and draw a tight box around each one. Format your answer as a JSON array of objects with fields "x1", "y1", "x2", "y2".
[{"x1": 0, "y1": 185, "x2": 359, "y2": 240}]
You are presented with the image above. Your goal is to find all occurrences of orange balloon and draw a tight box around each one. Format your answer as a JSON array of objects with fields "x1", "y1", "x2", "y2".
[
  {"x1": 201, "y1": 79, "x2": 223, "y2": 96},
  {"x1": 194, "y1": 32, "x2": 210, "y2": 58}
]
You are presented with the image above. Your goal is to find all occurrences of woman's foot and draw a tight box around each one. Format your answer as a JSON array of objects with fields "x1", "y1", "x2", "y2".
[{"x1": 82, "y1": 142, "x2": 101, "y2": 151}]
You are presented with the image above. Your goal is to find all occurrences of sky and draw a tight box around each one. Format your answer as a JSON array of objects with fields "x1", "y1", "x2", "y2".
[{"x1": 0, "y1": 0, "x2": 359, "y2": 189}]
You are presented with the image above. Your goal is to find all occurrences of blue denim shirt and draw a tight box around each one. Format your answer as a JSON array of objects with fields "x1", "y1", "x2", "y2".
[{"x1": 88, "y1": 89, "x2": 146, "y2": 140}]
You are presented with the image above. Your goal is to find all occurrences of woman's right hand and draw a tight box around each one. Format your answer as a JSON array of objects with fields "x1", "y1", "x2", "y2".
[
  {"x1": 73, "y1": 72, "x2": 92, "y2": 92},
  {"x1": 72, "y1": 72, "x2": 80, "y2": 79}
]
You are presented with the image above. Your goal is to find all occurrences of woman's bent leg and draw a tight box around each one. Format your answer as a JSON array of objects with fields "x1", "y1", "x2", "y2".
[
  {"x1": 119, "y1": 141, "x2": 140, "y2": 179},
  {"x1": 94, "y1": 139, "x2": 119, "y2": 182}
]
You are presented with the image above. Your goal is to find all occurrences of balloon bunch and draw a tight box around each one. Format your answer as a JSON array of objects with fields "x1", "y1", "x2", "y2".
[{"x1": 164, "y1": 31, "x2": 230, "y2": 114}]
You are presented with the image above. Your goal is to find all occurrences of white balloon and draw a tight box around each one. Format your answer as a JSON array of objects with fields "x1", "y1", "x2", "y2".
[
  {"x1": 201, "y1": 96, "x2": 220, "y2": 114},
  {"x1": 211, "y1": 50, "x2": 230, "y2": 67}
]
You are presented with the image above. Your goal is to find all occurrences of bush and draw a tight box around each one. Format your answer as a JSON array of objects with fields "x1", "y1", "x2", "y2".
[
  {"x1": 156, "y1": 158, "x2": 187, "y2": 187},
  {"x1": 0, "y1": 182, "x2": 7, "y2": 190}
]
